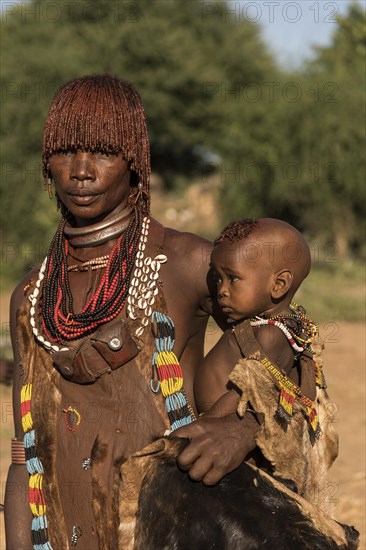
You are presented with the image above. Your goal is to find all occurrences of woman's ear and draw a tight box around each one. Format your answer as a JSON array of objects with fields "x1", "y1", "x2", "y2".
[
  {"x1": 130, "y1": 169, "x2": 138, "y2": 187},
  {"x1": 271, "y1": 269, "x2": 293, "y2": 299}
]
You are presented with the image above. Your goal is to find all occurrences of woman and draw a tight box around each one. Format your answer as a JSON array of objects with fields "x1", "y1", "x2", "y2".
[{"x1": 4, "y1": 74, "x2": 256, "y2": 549}]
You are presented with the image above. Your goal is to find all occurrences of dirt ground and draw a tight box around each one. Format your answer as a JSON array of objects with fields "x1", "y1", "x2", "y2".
[
  {"x1": 0, "y1": 322, "x2": 365, "y2": 548},
  {"x1": 316, "y1": 322, "x2": 365, "y2": 548}
]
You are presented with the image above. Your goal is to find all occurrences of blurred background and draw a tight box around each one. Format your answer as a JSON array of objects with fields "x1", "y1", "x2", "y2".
[
  {"x1": 0, "y1": 0, "x2": 365, "y2": 547},
  {"x1": 0, "y1": 0, "x2": 365, "y2": 320}
]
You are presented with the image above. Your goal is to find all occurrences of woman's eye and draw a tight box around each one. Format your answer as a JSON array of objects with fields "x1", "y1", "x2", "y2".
[{"x1": 95, "y1": 151, "x2": 114, "y2": 159}]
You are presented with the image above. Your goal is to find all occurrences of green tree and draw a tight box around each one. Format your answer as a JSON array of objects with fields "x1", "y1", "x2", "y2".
[
  {"x1": 219, "y1": 2, "x2": 366, "y2": 258},
  {"x1": 278, "y1": 2, "x2": 366, "y2": 256},
  {"x1": 1, "y1": 0, "x2": 277, "y2": 279}
]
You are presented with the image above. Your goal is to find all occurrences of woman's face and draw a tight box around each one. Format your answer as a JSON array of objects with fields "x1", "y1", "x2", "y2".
[{"x1": 49, "y1": 150, "x2": 131, "y2": 226}]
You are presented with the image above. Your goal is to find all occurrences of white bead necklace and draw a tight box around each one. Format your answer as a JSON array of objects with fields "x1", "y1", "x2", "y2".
[
  {"x1": 127, "y1": 217, "x2": 167, "y2": 337},
  {"x1": 29, "y1": 216, "x2": 166, "y2": 352},
  {"x1": 29, "y1": 257, "x2": 69, "y2": 353}
]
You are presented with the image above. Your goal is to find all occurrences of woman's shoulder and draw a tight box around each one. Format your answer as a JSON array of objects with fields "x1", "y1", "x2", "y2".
[
  {"x1": 149, "y1": 218, "x2": 213, "y2": 310},
  {"x1": 10, "y1": 266, "x2": 39, "y2": 322},
  {"x1": 152, "y1": 218, "x2": 212, "y2": 261}
]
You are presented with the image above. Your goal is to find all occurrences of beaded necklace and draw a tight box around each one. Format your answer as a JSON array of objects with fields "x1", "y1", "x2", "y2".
[
  {"x1": 36, "y1": 208, "x2": 142, "y2": 343},
  {"x1": 247, "y1": 303, "x2": 322, "y2": 441},
  {"x1": 150, "y1": 312, "x2": 196, "y2": 431},
  {"x1": 250, "y1": 302, "x2": 317, "y2": 355},
  {"x1": 20, "y1": 384, "x2": 52, "y2": 549},
  {"x1": 67, "y1": 255, "x2": 110, "y2": 272},
  {"x1": 30, "y1": 215, "x2": 166, "y2": 351}
]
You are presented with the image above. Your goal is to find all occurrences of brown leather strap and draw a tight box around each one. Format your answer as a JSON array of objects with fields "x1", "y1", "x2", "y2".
[
  {"x1": 232, "y1": 319, "x2": 262, "y2": 358},
  {"x1": 11, "y1": 438, "x2": 26, "y2": 464}
]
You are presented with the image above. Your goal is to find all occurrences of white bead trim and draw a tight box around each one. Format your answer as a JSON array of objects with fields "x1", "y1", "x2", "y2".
[
  {"x1": 250, "y1": 318, "x2": 304, "y2": 353},
  {"x1": 29, "y1": 216, "x2": 163, "y2": 352},
  {"x1": 127, "y1": 216, "x2": 167, "y2": 337},
  {"x1": 29, "y1": 257, "x2": 69, "y2": 353}
]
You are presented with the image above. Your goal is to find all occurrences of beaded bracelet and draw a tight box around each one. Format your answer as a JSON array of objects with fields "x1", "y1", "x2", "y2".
[{"x1": 63, "y1": 406, "x2": 81, "y2": 432}]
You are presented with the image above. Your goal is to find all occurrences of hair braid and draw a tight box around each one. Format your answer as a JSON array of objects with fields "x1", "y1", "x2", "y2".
[
  {"x1": 214, "y1": 219, "x2": 259, "y2": 245},
  {"x1": 42, "y1": 74, "x2": 151, "y2": 214}
]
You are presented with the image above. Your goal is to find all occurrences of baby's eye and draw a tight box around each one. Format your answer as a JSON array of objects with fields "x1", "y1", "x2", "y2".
[
  {"x1": 212, "y1": 272, "x2": 222, "y2": 284},
  {"x1": 229, "y1": 275, "x2": 239, "y2": 283}
]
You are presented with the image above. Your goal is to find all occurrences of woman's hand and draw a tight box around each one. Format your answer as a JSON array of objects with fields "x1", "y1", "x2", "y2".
[{"x1": 173, "y1": 390, "x2": 259, "y2": 485}]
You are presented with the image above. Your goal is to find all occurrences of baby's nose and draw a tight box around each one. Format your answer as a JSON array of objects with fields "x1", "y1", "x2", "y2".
[{"x1": 218, "y1": 285, "x2": 229, "y2": 297}]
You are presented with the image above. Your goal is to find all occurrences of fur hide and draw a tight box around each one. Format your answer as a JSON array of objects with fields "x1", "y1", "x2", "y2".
[
  {"x1": 16, "y1": 281, "x2": 172, "y2": 549},
  {"x1": 229, "y1": 354, "x2": 338, "y2": 515},
  {"x1": 119, "y1": 437, "x2": 358, "y2": 550},
  {"x1": 17, "y1": 289, "x2": 69, "y2": 549}
]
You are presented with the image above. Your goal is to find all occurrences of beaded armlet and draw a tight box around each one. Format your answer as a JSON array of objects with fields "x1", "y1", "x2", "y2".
[
  {"x1": 20, "y1": 384, "x2": 52, "y2": 549},
  {"x1": 241, "y1": 304, "x2": 326, "y2": 441},
  {"x1": 150, "y1": 312, "x2": 196, "y2": 431}
]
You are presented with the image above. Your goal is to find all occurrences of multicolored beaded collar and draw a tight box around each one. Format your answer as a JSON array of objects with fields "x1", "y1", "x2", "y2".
[
  {"x1": 251, "y1": 303, "x2": 324, "y2": 439},
  {"x1": 250, "y1": 302, "x2": 318, "y2": 356},
  {"x1": 29, "y1": 213, "x2": 166, "y2": 351}
]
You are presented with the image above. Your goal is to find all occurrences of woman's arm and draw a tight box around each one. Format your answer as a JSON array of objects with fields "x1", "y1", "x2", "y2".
[
  {"x1": 4, "y1": 280, "x2": 33, "y2": 549},
  {"x1": 175, "y1": 329, "x2": 260, "y2": 485}
]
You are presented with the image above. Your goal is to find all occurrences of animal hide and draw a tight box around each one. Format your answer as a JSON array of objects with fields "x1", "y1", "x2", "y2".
[
  {"x1": 17, "y1": 289, "x2": 69, "y2": 549},
  {"x1": 229, "y1": 354, "x2": 339, "y2": 515},
  {"x1": 119, "y1": 437, "x2": 358, "y2": 550}
]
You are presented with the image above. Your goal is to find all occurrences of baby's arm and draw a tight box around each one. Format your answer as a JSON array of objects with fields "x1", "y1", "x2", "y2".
[
  {"x1": 194, "y1": 320, "x2": 295, "y2": 443},
  {"x1": 253, "y1": 324, "x2": 296, "y2": 379},
  {"x1": 194, "y1": 328, "x2": 260, "y2": 462},
  {"x1": 195, "y1": 329, "x2": 241, "y2": 413},
  {"x1": 195, "y1": 321, "x2": 295, "y2": 414}
]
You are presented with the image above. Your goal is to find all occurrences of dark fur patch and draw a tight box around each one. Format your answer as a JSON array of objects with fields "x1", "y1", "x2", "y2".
[
  {"x1": 133, "y1": 439, "x2": 359, "y2": 550},
  {"x1": 91, "y1": 436, "x2": 109, "y2": 464}
]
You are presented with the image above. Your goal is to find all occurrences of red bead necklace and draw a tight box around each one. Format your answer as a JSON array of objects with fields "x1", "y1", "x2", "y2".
[{"x1": 39, "y1": 208, "x2": 142, "y2": 342}]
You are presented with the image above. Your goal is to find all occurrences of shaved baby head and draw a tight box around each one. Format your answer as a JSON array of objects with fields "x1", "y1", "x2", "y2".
[{"x1": 215, "y1": 218, "x2": 311, "y2": 297}]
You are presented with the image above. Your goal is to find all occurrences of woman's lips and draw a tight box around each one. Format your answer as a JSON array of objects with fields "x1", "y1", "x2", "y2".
[{"x1": 68, "y1": 193, "x2": 99, "y2": 205}]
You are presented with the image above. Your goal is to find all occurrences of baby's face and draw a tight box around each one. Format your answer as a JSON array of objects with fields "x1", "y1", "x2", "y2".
[{"x1": 211, "y1": 240, "x2": 276, "y2": 321}]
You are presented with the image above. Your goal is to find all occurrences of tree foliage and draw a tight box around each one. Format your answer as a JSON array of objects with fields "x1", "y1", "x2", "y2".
[
  {"x1": 1, "y1": 0, "x2": 276, "y2": 278},
  {"x1": 1, "y1": 0, "x2": 365, "y2": 282},
  {"x1": 219, "y1": 2, "x2": 366, "y2": 257}
]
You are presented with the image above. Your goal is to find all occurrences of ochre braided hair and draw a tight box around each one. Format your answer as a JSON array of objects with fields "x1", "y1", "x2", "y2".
[
  {"x1": 42, "y1": 74, "x2": 151, "y2": 214},
  {"x1": 214, "y1": 218, "x2": 259, "y2": 245}
]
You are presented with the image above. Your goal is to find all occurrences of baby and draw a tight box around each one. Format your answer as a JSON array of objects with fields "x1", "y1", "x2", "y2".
[{"x1": 195, "y1": 218, "x2": 339, "y2": 512}]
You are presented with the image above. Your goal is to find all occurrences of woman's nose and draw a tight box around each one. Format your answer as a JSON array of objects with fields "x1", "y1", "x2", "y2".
[{"x1": 70, "y1": 152, "x2": 96, "y2": 181}]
